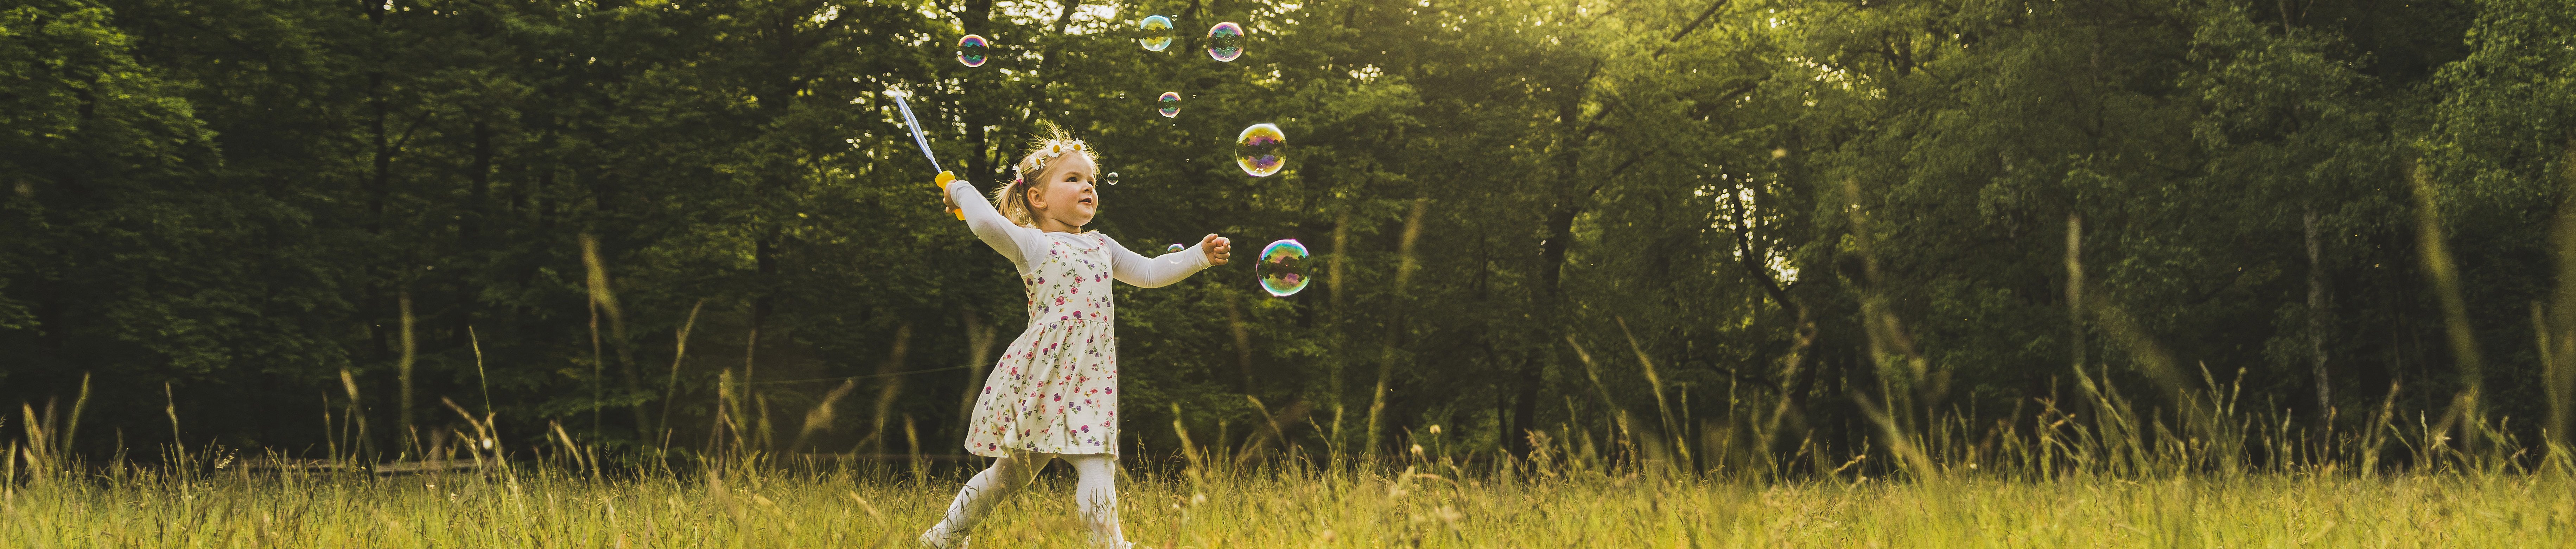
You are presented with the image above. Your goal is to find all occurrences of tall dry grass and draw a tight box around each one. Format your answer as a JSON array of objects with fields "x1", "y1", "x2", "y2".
[{"x1": 4, "y1": 413, "x2": 2569, "y2": 548}]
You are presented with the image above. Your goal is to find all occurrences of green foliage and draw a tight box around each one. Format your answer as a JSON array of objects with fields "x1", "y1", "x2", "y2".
[{"x1": 3, "y1": 0, "x2": 2569, "y2": 475}]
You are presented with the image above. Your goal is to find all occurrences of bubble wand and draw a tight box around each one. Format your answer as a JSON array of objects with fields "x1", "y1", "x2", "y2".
[{"x1": 888, "y1": 90, "x2": 963, "y2": 219}]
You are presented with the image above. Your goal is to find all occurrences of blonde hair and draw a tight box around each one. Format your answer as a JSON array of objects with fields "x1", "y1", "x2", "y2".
[{"x1": 988, "y1": 121, "x2": 1100, "y2": 228}]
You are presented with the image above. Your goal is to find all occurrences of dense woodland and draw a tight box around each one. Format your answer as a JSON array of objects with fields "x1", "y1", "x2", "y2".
[{"x1": 6, "y1": 0, "x2": 2575, "y2": 470}]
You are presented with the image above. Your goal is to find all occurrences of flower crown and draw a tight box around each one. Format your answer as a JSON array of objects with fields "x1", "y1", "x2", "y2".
[{"x1": 1011, "y1": 138, "x2": 1090, "y2": 186}]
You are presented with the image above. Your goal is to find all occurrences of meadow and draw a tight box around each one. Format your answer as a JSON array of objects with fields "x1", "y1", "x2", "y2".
[
  {"x1": 5, "y1": 458, "x2": 2567, "y2": 547},
  {"x1": 8, "y1": 411, "x2": 2571, "y2": 549}
]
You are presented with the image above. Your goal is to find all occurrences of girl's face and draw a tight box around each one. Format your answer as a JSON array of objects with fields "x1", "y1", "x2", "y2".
[{"x1": 1025, "y1": 153, "x2": 1099, "y2": 229}]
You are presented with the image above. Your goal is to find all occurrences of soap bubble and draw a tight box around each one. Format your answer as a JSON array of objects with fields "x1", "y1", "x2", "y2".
[
  {"x1": 1256, "y1": 239, "x2": 1311, "y2": 297},
  {"x1": 1158, "y1": 91, "x2": 1181, "y2": 117},
  {"x1": 1138, "y1": 15, "x2": 1174, "y2": 51},
  {"x1": 1234, "y1": 123, "x2": 1286, "y2": 177},
  {"x1": 1206, "y1": 22, "x2": 1244, "y2": 62},
  {"x1": 1166, "y1": 243, "x2": 1185, "y2": 254},
  {"x1": 956, "y1": 34, "x2": 988, "y2": 67},
  {"x1": 1105, "y1": 172, "x2": 1120, "y2": 185}
]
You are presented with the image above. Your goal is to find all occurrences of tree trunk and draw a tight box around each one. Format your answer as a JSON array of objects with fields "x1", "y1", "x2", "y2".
[
  {"x1": 963, "y1": 0, "x2": 996, "y2": 181},
  {"x1": 2305, "y1": 208, "x2": 2333, "y2": 427},
  {"x1": 2066, "y1": 214, "x2": 2086, "y2": 372},
  {"x1": 1366, "y1": 198, "x2": 1428, "y2": 457},
  {"x1": 1506, "y1": 354, "x2": 1539, "y2": 457},
  {"x1": 869, "y1": 324, "x2": 914, "y2": 454},
  {"x1": 956, "y1": 308, "x2": 997, "y2": 447},
  {"x1": 397, "y1": 291, "x2": 416, "y2": 453},
  {"x1": 1224, "y1": 290, "x2": 1256, "y2": 394},
  {"x1": 458, "y1": 120, "x2": 492, "y2": 349}
]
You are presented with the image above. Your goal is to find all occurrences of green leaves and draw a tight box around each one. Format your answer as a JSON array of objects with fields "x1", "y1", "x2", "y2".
[{"x1": 5, "y1": 0, "x2": 2569, "y2": 462}]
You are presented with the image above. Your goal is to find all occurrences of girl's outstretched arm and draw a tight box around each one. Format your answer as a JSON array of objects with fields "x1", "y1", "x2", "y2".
[
  {"x1": 946, "y1": 180, "x2": 1048, "y2": 274},
  {"x1": 1104, "y1": 234, "x2": 1212, "y2": 288}
]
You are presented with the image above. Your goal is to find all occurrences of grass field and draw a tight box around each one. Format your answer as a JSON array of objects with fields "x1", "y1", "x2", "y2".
[
  {"x1": 5, "y1": 453, "x2": 2569, "y2": 548},
  {"x1": 7, "y1": 341, "x2": 2571, "y2": 547}
]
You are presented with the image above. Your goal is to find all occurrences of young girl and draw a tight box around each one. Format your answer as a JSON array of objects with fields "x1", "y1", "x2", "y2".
[{"x1": 918, "y1": 126, "x2": 1232, "y2": 549}]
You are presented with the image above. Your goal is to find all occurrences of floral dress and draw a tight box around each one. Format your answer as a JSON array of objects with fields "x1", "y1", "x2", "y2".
[
  {"x1": 948, "y1": 181, "x2": 1209, "y2": 458},
  {"x1": 966, "y1": 232, "x2": 1124, "y2": 455}
]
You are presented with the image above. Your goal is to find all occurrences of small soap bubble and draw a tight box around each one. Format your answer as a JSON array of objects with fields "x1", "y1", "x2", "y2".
[
  {"x1": 1138, "y1": 15, "x2": 1174, "y2": 51},
  {"x1": 1166, "y1": 243, "x2": 1185, "y2": 254},
  {"x1": 1256, "y1": 239, "x2": 1311, "y2": 297},
  {"x1": 1105, "y1": 172, "x2": 1120, "y2": 185},
  {"x1": 956, "y1": 34, "x2": 989, "y2": 67},
  {"x1": 1234, "y1": 123, "x2": 1287, "y2": 177},
  {"x1": 1158, "y1": 91, "x2": 1181, "y2": 117},
  {"x1": 1206, "y1": 22, "x2": 1244, "y2": 62}
]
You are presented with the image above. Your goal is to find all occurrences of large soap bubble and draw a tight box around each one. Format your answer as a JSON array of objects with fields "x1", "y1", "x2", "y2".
[
  {"x1": 1138, "y1": 15, "x2": 1174, "y2": 51},
  {"x1": 1256, "y1": 239, "x2": 1310, "y2": 297},
  {"x1": 1158, "y1": 91, "x2": 1181, "y2": 117},
  {"x1": 1206, "y1": 22, "x2": 1244, "y2": 62},
  {"x1": 1235, "y1": 123, "x2": 1286, "y2": 177},
  {"x1": 956, "y1": 34, "x2": 989, "y2": 67},
  {"x1": 1105, "y1": 172, "x2": 1121, "y2": 185}
]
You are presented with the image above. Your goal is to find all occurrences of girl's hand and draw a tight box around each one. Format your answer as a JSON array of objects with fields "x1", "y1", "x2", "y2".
[
  {"x1": 1200, "y1": 234, "x2": 1232, "y2": 266},
  {"x1": 935, "y1": 171, "x2": 961, "y2": 219}
]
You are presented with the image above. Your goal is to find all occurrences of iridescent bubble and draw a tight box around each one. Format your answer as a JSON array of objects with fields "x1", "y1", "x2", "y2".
[
  {"x1": 1138, "y1": 15, "x2": 1174, "y2": 51},
  {"x1": 1234, "y1": 123, "x2": 1286, "y2": 177},
  {"x1": 1206, "y1": 22, "x2": 1244, "y2": 62},
  {"x1": 1105, "y1": 172, "x2": 1121, "y2": 185},
  {"x1": 956, "y1": 34, "x2": 989, "y2": 68},
  {"x1": 1166, "y1": 243, "x2": 1185, "y2": 254},
  {"x1": 1256, "y1": 239, "x2": 1310, "y2": 297},
  {"x1": 1158, "y1": 91, "x2": 1181, "y2": 117}
]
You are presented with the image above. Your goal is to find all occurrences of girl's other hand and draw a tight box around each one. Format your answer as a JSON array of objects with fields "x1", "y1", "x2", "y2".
[
  {"x1": 940, "y1": 175, "x2": 960, "y2": 211},
  {"x1": 1200, "y1": 234, "x2": 1232, "y2": 266}
]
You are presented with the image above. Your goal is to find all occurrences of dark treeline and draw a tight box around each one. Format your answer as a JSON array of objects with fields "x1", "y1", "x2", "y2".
[{"x1": 7, "y1": 0, "x2": 2575, "y2": 470}]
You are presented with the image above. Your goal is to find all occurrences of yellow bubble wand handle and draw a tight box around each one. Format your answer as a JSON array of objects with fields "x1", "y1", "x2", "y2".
[{"x1": 934, "y1": 171, "x2": 961, "y2": 219}]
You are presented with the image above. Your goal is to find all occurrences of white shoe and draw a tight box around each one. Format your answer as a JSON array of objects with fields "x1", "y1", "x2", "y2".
[{"x1": 917, "y1": 529, "x2": 971, "y2": 549}]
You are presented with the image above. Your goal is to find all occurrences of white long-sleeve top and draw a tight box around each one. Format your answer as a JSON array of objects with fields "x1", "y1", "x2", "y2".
[{"x1": 946, "y1": 179, "x2": 1209, "y2": 287}]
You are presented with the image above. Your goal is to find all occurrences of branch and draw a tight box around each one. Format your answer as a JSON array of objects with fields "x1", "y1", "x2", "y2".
[
  {"x1": 1652, "y1": 0, "x2": 1734, "y2": 59},
  {"x1": 389, "y1": 108, "x2": 439, "y2": 155},
  {"x1": 1729, "y1": 186, "x2": 1793, "y2": 306}
]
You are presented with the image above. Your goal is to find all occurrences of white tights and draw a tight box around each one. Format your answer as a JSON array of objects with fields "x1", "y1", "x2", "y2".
[{"x1": 920, "y1": 452, "x2": 1126, "y2": 548}]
